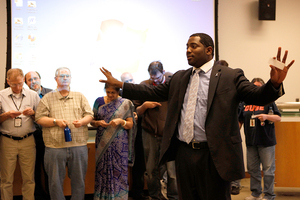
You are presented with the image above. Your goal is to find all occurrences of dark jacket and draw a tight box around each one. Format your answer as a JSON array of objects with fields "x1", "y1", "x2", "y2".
[
  {"x1": 139, "y1": 72, "x2": 172, "y2": 137},
  {"x1": 122, "y1": 62, "x2": 283, "y2": 181}
]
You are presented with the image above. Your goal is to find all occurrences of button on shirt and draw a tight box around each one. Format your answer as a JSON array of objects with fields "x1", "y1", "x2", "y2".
[
  {"x1": 178, "y1": 59, "x2": 214, "y2": 142},
  {"x1": 35, "y1": 90, "x2": 93, "y2": 148},
  {"x1": 0, "y1": 87, "x2": 40, "y2": 136}
]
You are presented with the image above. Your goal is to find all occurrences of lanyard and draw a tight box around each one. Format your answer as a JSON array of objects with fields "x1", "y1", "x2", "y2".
[{"x1": 10, "y1": 94, "x2": 24, "y2": 111}]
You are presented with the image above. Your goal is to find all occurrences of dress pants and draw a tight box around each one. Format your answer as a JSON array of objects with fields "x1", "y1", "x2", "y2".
[
  {"x1": 142, "y1": 130, "x2": 178, "y2": 199},
  {"x1": 175, "y1": 141, "x2": 231, "y2": 200},
  {"x1": 33, "y1": 129, "x2": 50, "y2": 199},
  {"x1": 131, "y1": 117, "x2": 146, "y2": 199},
  {"x1": 0, "y1": 135, "x2": 36, "y2": 200}
]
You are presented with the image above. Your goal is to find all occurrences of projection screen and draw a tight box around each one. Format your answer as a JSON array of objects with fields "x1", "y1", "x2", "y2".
[{"x1": 7, "y1": 0, "x2": 217, "y2": 106}]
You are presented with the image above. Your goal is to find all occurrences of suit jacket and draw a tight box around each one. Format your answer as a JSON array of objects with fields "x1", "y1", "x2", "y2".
[
  {"x1": 122, "y1": 62, "x2": 283, "y2": 181},
  {"x1": 41, "y1": 86, "x2": 52, "y2": 97}
]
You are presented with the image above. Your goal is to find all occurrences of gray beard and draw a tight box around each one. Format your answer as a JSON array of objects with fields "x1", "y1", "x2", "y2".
[{"x1": 36, "y1": 87, "x2": 41, "y2": 94}]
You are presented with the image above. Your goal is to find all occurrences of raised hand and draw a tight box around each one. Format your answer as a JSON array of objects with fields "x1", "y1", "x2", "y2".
[
  {"x1": 99, "y1": 67, "x2": 123, "y2": 88},
  {"x1": 270, "y1": 47, "x2": 295, "y2": 88}
]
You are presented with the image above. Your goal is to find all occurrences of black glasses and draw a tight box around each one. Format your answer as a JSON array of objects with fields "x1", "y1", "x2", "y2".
[{"x1": 124, "y1": 79, "x2": 133, "y2": 83}]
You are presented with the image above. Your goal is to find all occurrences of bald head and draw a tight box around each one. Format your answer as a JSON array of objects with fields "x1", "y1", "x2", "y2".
[
  {"x1": 121, "y1": 72, "x2": 135, "y2": 84},
  {"x1": 25, "y1": 71, "x2": 42, "y2": 92}
]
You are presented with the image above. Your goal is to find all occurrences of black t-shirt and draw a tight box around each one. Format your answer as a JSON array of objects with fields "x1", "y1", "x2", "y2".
[{"x1": 238, "y1": 102, "x2": 281, "y2": 147}]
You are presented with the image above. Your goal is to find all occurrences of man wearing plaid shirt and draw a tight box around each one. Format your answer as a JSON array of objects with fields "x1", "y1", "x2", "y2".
[{"x1": 35, "y1": 67, "x2": 93, "y2": 200}]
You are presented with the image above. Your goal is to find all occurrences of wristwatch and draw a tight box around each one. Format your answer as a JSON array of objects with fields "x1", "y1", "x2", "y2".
[{"x1": 53, "y1": 119, "x2": 57, "y2": 126}]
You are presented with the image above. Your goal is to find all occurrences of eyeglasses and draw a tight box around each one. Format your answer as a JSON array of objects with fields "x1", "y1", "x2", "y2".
[
  {"x1": 10, "y1": 82, "x2": 24, "y2": 87},
  {"x1": 28, "y1": 77, "x2": 39, "y2": 82},
  {"x1": 124, "y1": 79, "x2": 133, "y2": 83},
  {"x1": 57, "y1": 74, "x2": 71, "y2": 78}
]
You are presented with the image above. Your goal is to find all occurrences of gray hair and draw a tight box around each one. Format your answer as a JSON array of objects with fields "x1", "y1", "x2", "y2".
[{"x1": 55, "y1": 67, "x2": 71, "y2": 77}]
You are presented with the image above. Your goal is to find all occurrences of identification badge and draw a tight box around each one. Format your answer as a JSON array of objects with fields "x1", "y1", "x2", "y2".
[
  {"x1": 14, "y1": 117, "x2": 22, "y2": 127},
  {"x1": 250, "y1": 116, "x2": 255, "y2": 127}
]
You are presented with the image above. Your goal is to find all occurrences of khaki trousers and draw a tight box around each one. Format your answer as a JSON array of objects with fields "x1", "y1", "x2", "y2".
[{"x1": 0, "y1": 135, "x2": 36, "y2": 200}]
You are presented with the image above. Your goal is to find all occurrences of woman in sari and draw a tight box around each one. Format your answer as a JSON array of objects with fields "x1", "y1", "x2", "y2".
[{"x1": 91, "y1": 83, "x2": 136, "y2": 200}]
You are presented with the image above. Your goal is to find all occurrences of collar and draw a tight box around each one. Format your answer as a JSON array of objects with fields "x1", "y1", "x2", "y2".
[
  {"x1": 55, "y1": 89, "x2": 73, "y2": 100},
  {"x1": 8, "y1": 87, "x2": 26, "y2": 98},
  {"x1": 152, "y1": 75, "x2": 166, "y2": 86},
  {"x1": 192, "y1": 59, "x2": 214, "y2": 74}
]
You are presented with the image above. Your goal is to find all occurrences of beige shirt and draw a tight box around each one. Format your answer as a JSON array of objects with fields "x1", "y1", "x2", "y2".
[
  {"x1": 0, "y1": 87, "x2": 40, "y2": 136},
  {"x1": 35, "y1": 90, "x2": 93, "y2": 148}
]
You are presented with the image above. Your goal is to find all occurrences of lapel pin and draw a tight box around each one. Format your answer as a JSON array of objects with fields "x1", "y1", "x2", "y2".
[{"x1": 215, "y1": 73, "x2": 218, "y2": 77}]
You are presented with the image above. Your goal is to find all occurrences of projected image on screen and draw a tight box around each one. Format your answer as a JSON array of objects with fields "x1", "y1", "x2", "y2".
[
  {"x1": 91, "y1": 18, "x2": 148, "y2": 73},
  {"x1": 10, "y1": 0, "x2": 215, "y2": 106}
]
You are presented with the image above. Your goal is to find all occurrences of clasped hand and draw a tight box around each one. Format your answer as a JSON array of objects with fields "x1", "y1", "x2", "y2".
[
  {"x1": 55, "y1": 119, "x2": 84, "y2": 128},
  {"x1": 7, "y1": 108, "x2": 34, "y2": 118},
  {"x1": 22, "y1": 107, "x2": 34, "y2": 116},
  {"x1": 97, "y1": 118, "x2": 124, "y2": 127}
]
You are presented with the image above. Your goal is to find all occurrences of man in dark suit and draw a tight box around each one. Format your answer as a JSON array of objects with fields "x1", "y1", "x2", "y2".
[{"x1": 99, "y1": 33, "x2": 294, "y2": 200}]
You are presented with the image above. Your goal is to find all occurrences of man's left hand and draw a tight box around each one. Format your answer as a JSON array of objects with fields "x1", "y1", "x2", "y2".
[
  {"x1": 22, "y1": 107, "x2": 34, "y2": 116},
  {"x1": 73, "y1": 120, "x2": 83, "y2": 128},
  {"x1": 270, "y1": 47, "x2": 295, "y2": 88}
]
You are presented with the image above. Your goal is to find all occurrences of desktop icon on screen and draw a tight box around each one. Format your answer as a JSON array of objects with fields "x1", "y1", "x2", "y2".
[
  {"x1": 15, "y1": 34, "x2": 23, "y2": 43},
  {"x1": 28, "y1": 1, "x2": 37, "y2": 8},
  {"x1": 15, "y1": 0, "x2": 23, "y2": 7},
  {"x1": 15, "y1": 53, "x2": 23, "y2": 60},
  {"x1": 28, "y1": 16, "x2": 36, "y2": 25},
  {"x1": 28, "y1": 34, "x2": 36, "y2": 42},
  {"x1": 14, "y1": 18, "x2": 23, "y2": 25}
]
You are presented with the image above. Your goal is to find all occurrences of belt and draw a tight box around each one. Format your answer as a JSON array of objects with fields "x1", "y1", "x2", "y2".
[
  {"x1": 187, "y1": 141, "x2": 208, "y2": 150},
  {"x1": 1, "y1": 132, "x2": 34, "y2": 140}
]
